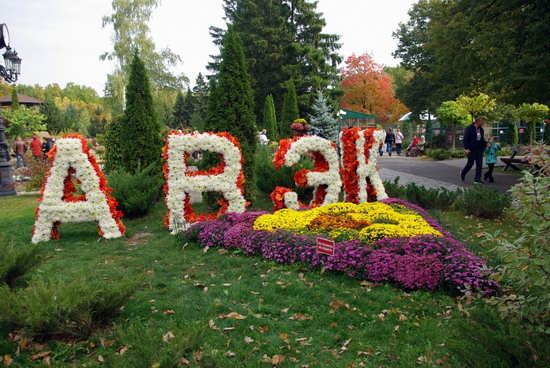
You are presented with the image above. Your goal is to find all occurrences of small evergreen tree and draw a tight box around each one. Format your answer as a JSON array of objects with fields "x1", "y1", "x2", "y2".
[
  {"x1": 11, "y1": 89, "x2": 19, "y2": 111},
  {"x1": 262, "y1": 94, "x2": 277, "y2": 140},
  {"x1": 206, "y1": 25, "x2": 257, "y2": 200},
  {"x1": 172, "y1": 90, "x2": 188, "y2": 129},
  {"x1": 105, "y1": 52, "x2": 162, "y2": 174},
  {"x1": 280, "y1": 80, "x2": 299, "y2": 138},
  {"x1": 193, "y1": 73, "x2": 209, "y2": 120},
  {"x1": 40, "y1": 99, "x2": 66, "y2": 134},
  {"x1": 308, "y1": 91, "x2": 339, "y2": 141}
]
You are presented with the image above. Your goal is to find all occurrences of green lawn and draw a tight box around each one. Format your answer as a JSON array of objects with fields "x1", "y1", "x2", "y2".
[{"x1": 0, "y1": 195, "x2": 546, "y2": 367}]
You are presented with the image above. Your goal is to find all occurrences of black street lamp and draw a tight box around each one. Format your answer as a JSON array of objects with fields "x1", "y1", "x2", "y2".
[{"x1": 0, "y1": 23, "x2": 22, "y2": 196}]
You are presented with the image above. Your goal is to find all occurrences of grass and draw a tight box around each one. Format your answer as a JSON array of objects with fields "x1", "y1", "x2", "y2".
[{"x1": 0, "y1": 194, "x2": 547, "y2": 367}]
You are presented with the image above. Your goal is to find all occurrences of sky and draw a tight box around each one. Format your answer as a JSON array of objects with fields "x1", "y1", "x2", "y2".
[{"x1": 2, "y1": 0, "x2": 415, "y2": 95}]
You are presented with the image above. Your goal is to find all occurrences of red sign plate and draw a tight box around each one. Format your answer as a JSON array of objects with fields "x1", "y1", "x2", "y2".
[{"x1": 317, "y1": 237, "x2": 335, "y2": 256}]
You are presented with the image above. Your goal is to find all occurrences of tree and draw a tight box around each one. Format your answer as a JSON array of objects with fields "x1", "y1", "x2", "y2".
[
  {"x1": 210, "y1": 0, "x2": 342, "y2": 120},
  {"x1": 456, "y1": 93, "x2": 496, "y2": 123},
  {"x1": 309, "y1": 91, "x2": 338, "y2": 141},
  {"x1": 262, "y1": 94, "x2": 277, "y2": 140},
  {"x1": 515, "y1": 103, "x2": 549, "y2": 145},
  {"x1": 3, "y1": 107, "x2": 46, "y2": 138},
  {"x1": 205, "y1": 26, "x2": 257, "y2": 200},
  {"x1": 393, "y1": 1, "x2": 550, "y2": 111},
  {"x1": 172, "y1": 90, "x2": 186, "y2": 129},
  {"x1": 192, "y1": 73, "x2": 209, "y2": 122},
  {"x1": 105, "y1": 52, "x2": 162, "y2": 173},
  {"x1": 340, "y1": 53, "x2": 408, "y2": 124},
  {"x1": 101, "y1": 0, "x2": 187, "y2": 114},
  {"x1": 11, "y1": 88, "x2": 19, "y2": 111},
  {"x1": 40, "y1": 99, "x2": 66, "y2": 134},
  {"x1": 280, "y1": 80, "x2": 299, "y2": 138},
  {"x1": 436, "y1": 100, "x2": 470, "y2": 150}
]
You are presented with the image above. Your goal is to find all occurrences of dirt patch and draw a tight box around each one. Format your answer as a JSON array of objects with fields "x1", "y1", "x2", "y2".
[{"x1": 125, "y1": 232, "x2": 152, "y2": 246}]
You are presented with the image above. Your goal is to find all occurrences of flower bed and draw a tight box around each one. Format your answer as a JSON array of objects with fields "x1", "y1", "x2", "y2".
[{"x1": 186, "y1": 199, "x2": 499, "y2": 295}]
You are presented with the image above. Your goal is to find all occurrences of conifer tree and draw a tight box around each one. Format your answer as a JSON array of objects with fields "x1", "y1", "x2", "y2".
[
  {"x1": 105, "y1": 52, "x2": 162, "y2": 173},
  {"x1": 172, "y1": 90, "x2": 186, "y2": 129},
  {"x1": 192, "y1": 73, "x2": 209, "y2": 120},
  {"x1": 280, "y1": 80, "x2": 299, "y2": 138},
  {"x1": 263, "y1": 94, "x2": 277, "y2": 140},
  {"x1": 206, "y1": 25, "x2": 257, "y2": 200},
  {"x1": 309, "y1": 91, "x2": 338, "y2": 141},
  {"x1": 11, "y1": 88, "x2": 19, "y2": 111}
]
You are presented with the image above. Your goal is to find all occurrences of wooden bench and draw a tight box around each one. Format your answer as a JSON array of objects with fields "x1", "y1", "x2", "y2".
[{"x1": 500, "y1": 145, "x2": 529, "y2": 171}]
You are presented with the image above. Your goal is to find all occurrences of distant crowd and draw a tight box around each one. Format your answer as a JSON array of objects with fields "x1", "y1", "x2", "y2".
[{"x1": 12, "y1": 133, "x2": 54, "y2": 168}]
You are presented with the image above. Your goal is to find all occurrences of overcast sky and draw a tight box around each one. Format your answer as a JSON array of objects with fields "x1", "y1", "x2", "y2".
[{"x1": 2, "y1": 0, "x2": 415, "y2": 95}]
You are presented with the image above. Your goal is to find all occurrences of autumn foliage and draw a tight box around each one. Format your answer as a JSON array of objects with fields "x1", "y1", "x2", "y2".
[{"x1": 340, "y1": 53, "x2": 408, "y2": 123}]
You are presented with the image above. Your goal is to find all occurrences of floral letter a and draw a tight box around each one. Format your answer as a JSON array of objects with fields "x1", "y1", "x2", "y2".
[{"x1": 32, "y1": 135, "x2": 125, "y2": 243}]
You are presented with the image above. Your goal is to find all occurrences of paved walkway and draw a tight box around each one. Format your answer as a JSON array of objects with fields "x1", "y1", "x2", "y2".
[{"x1": 377, "y1": 156, "x2": 520, "y2": 192}]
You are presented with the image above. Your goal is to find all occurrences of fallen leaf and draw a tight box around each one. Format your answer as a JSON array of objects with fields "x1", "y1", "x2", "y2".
[
  {"x1": 399, "y1": 314, "x2": 407, "y2": 322},
  {"x1": 329, "y1": 297, "x2": 350, "y2": 313},
  {"x1": 209, "y1": 319, "x2": 218, "y2": 330},
  {"x1": 203, "y1": 246, "x2": 210, "y2": 253},
  {"x1": 194, "y1": 350, "x2": 203, "y2": 362},
  {"x1": 31, "y1": 351, "x2": 51, "y2": 361},
  {"x1": 163, "y1": 309, "x2": 176, "y2": 315},
  {"x1": 224, "y1": 350, "x2": 236, "y2": 357},
  {"x1": 394, "y1": 325, "x2": 400, "y2": 332},
  {"x1": 289, "y1": 313, "x2": 313, "y2": 321},
  {"x1": 279, "y1": 333, "x2": 289, "y2": 343},
  {"x1": 377, "y1": 313, "x2": 386, "y2": 321},
  {"x1": 258, "y1": 325, "x2": 270, "y2": 334},
  {"x1": 222, "y1": 327, "x2": 235, "y2": 333},
  {"x1": 244, "y1": 336, "x2": 254, "y2": 344},
  {"x1": 2, "y1": 355, "x2": 13, "y2": 367},
  {"x1": 100, "y1": 337, "x2": 115, "y2": 348},
  {"x1": 271, "y1": 355, "x2": 285, "y2": 365},
  {"x1": 340, "y1": 339, "x2": 351, "y2": 352},
  {"x1": 219, "y1": 312, "x2": 247, "y2": 320},
  {"x1": 217, "y1": 249, "x2": 228, "y2": 255},
  {"x1": 281, "y1": 307, "x2": 290, "y2": 313},
  {"x1": 162, "y1": 331, "x2": 175, "y2": 342},
  {"x1": 180, "y1": 357, "x2": 190, "y2": 365},
  {"x1": 116, "y1": 345, "x2": 129, "y2": 356},
  {"x1": 97, "y1": 355, "x2": 104, "y2": 363}
]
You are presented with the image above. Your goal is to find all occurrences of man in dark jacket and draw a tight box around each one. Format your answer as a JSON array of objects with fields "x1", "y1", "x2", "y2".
[{"x1": 460, "y1": 116, "x2": 487, "y2": 183}]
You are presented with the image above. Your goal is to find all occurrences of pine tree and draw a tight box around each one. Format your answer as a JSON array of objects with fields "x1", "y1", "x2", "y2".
[
  {"x1": 193, "y1": 73, "x2": 209, "y2": 120},
  {"x1": 40, "y1": 99, "x2": 66, "y2": 133},
  {"x1": 172, "y1": 90, "x2": 186, "y2": 129},
  {"x1": 263, "y1": 94, "x2": 277, "y2": 140},
  {"x1": 280, "y1": 80, "x2": 299, "y2": 138},
  {"x1": 308, "y1": 91, "x2": 338, "y2": 141},
  {"x1": 206, "y1": 25, "x2": 257, "y2": 200},
  {"x1": 11, "y1": 88, "x2": 19, "y2": 111},
  {"x1": 105, "y1": 52, "x2": 162, "y2": 174}
]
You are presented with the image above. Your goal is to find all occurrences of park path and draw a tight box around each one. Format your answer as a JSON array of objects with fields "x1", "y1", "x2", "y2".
[{"x1": 377, "y1": 156, "x2": 520, "y2": 192}]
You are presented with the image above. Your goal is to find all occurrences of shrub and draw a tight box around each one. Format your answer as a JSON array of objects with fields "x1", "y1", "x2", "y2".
[
  {"x1": 425, "y1": 148, "x2": 452, "y2": 160},
  {"x1": 107, "y1": 164, "x2": 163, "y2": 218},
  {"x1": 382, "y1": 178, "x2": 459, "y2": 210},
  {"x1": 485, "y1": 149, "x2": 550, "y2": 334},
  {"x1": 0, "y1": 276, "x2": 137, "y2": 339},
  {"x1": 449, "y1": 149, "x2": 466, "y2": 158},
  {"x1": 0, "y1": 243, "x2": 41, "y2": 289},
  {"x1": 254, "y1": 146, "x2": 313, "y2": 199},
  {"x1": 455, "y1": 186, "x2": 511, "y2": 219},
  {"x1": 21, "y1": 152, "x2": 50, "y2": 191}
]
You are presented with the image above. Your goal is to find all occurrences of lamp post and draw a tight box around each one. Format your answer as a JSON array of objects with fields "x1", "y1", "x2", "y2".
[{"x1": 0, "y1": 23, "x2": 22, "y2": 196}]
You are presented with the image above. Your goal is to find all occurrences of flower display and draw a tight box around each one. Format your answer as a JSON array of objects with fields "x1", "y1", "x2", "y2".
[
  {"x1": 32, "y1": 134, "x2": 125, "y2": 243},
  {"x1": 252, "y1": 201, "x2": 441, "y2": 242},
  {"x1": 340, "y1": 127, "x2": 388, "y2": 203},
  {"x1": 271, "y1": 136, "x2": 341, "y2": 210},
  {"x1": 163, "y1": 131, "x2": 246, "y2": 233},
  {"x1": 186, "y1": 199, "x2": 499, "y2": 295}
]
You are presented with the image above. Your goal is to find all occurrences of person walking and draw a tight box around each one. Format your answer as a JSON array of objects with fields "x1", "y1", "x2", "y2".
[
  {"x1": 460, "y1": 116, "x2": 487, "y2": 184},
  {"x1": 381, "y1": 128, "x2": 395, "y2": 156},
  {"x1": 41, "y1": 134, "x2": 53, "y2": 162},
  {"x1": 30, "y1": 133, "x2": 42, "y2": 160},
  {"x1": 12, "y1": 136, "x2": 27, "y2": 168},
  {"x1": 394, "y1": 128, "x2": 404, "y2": 156},
  {"x1": 483, "y1": 136, "x2": 500, "y2": 183}
]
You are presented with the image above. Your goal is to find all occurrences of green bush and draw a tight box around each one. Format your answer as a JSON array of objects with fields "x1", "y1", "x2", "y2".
[
  {"x1": 383, "y1": 178, "x2": 459, "y2": 210},
  {"x1": 455, "y1": 186, "x2": 511, "y2": 219},
  {"x1": 254, "y1": 146, "x2": 313, "y2": 199},
  {"x1": 449, "y1": 149, "x2": 467, "y2": 158},
  {"x1": 0, "y1": 243, "x2": 41, "y2": 289},
  {"x1": 485, "y1": 150, "x2": 549, "y2": 335},
  {"x1": 0, "y1": 276, "x2": 137, "y2": 339},
  {"x1": 425, "y1": 148, "x2": 452, "y2": 160},
  {"x1": 108, "y1": 164, "x2": 163, "y2": 218}
]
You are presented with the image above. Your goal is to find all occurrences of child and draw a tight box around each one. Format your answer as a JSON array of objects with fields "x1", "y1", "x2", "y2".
[{"x1": 484, "y1": 136, "x2": 500, "y2": 182}]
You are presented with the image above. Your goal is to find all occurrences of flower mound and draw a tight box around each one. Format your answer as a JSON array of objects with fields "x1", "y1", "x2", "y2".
[{"x1": 187, "y1": 199, "x2": 499, "y2": 296}]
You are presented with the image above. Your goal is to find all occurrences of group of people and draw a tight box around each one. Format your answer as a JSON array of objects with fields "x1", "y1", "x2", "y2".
[
  {"x1": 379, "y1": 128, "x2": 425, "y2": 157},
  {"x1": 12, "y1": 133, "x2": 54, "y2": 168},
  {"x1": 461, "y1": 116, "x2": 500, "y2": 184}
]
